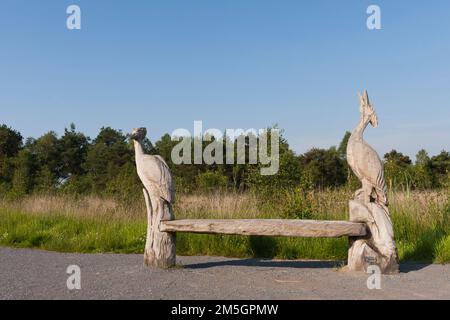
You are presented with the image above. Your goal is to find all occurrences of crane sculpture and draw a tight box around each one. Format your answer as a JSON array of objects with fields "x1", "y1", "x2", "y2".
[
  {"x1": 129, "y1": 127, "x2": 176, "y2": 268},
  {"x1": 346, "y1": 91, "x2": 399, "y2": 273},
  {"x1": 347, "y1": 91, "x2": 388, "y2": 208}
]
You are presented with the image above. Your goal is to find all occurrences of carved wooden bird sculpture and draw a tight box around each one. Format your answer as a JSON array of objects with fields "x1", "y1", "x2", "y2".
[
  {"x1": 129, "y1": 127, "x2": 175, "y2": 221},
  {"x1": 347, "y1": 91, "x2": 388, "y2": 208}
]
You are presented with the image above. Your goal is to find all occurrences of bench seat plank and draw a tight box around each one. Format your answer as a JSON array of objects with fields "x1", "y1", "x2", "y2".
[{"x1": 160, "y1": 219, "x2": 367, "y2": 238}]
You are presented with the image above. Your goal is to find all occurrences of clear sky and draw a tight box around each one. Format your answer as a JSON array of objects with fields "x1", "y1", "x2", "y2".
[{"x1": 1, "y1": 0, "x2": 449, "y2": 159}]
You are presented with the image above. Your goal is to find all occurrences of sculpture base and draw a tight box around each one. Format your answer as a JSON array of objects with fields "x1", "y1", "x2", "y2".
[
  {"x1": 347, "y1": 200, "x2": 399, "y2": 274},
  {"x1": 144, "y1": 232, "x2": 176, "y2": 269},
  {"x1": 143, "y1": 189, "x2": 176, "y2": 269}
]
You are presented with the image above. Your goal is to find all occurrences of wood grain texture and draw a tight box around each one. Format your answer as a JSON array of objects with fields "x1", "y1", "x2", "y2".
[
  {"x1": 160, "y1": 219, "x2": 367, "y2": 238},
  {"x1": 131, "y1": 127, "x2": 176, "y2": 269},
  {"x1": 345, "y1": 91, "x2": 399, "y2": 274},
  {"x1": 143, "y1": 188, "x2": 176, "y2": 268}
]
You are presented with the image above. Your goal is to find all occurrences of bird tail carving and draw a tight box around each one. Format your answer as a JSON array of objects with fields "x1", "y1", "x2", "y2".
[{"x1": 375, "y1": 168, "x2": 389, "y2": 207}]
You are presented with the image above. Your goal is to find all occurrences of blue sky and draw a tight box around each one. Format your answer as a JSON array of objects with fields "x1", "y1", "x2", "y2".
[{"x1": 0, "y1": 0, "x2": 449, "y2": 159}]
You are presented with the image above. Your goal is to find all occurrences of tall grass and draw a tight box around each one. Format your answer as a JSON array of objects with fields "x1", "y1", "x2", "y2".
[{"x1": 0, "y1": 189, "x2": 449, "y2": 263}]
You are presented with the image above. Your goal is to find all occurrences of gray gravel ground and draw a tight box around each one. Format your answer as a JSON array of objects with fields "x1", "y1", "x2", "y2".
[{"x1": 1, "y1": 247, "x2": 449, "y2": 300}]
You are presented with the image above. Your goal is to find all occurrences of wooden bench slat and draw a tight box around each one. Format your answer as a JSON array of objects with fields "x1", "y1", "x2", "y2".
[{"x1": 160, "y1": 219, "x2": 367, "y2": 238}]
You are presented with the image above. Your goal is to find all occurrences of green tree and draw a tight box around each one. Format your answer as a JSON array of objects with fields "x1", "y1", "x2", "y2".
[
  {"x1": 154, "y1": 134, "x2": 175, "y2": 162},
  {"x1": 105, "y1": 162, "x2": 141, "y2": 203},
  {"x1": 9, "y1": 149, "x2": 37, "y2": 198},
  {"x1": 59, "y1": 124, "x2": 89, "y2": 178},
  {"x1": 412, "y1": 149, "x2": 435, "y2": 189},
  {"x1": 84, "y1": 127, "x2": 133, "y2": 193},
  {"x1": 299, "y1": 148, "x2": 346, "y2": 189},
  {"x1": 26, "y1": 131, "x2": 62, "y2": 192},
  {"x1": 384, "y1": 150, "x2": 413, "y2": 190},
  {"x1": 154, "y1": 134, "x2": 202, "y2": 190},
  {"x1": 431, "y1": 151, "x2": 450, "y2": 187},
  {"x1": 196, "y1": 171, "x2": 229, "y2": 193},
  {"x1": 34, "y1": 166, "x2": 57, "y2": 193},
  {"x1": 384, "y1": 150, "x2": 412, "y2": 167},
  {"x1": 246, "y1": 129, "x2": 301, "y2": 193},
  {"x1": 0, "y1": 125, "x2": 24, "y2": 193},
  {"x1": 0, "y1": 124, "x2": 23, "y2": 158}
]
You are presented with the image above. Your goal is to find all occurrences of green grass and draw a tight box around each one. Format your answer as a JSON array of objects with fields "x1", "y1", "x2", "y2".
[
  {"x1": 0, "y1": 211, "x2": 448, "y2": 263},
  {"x1": 435, "y1": 235, "x2": 450, "y2": 263},
  {"x1": 176, "y1": 233, "x2": 348, "y2": 260},
  {"x1": 0, "y1": 190, "x2": 449, "y2": 263},
  {"x1": 0, "y1": 209, "x2": 348, "y2": 259},
  {"x1": 0, "y1": 210, "x2": 146, "y2": 253}
]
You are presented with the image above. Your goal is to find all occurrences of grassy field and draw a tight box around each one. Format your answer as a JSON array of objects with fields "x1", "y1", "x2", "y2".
[{"x1": 0, "y1": 189, "x2": 449, "y2": 263}]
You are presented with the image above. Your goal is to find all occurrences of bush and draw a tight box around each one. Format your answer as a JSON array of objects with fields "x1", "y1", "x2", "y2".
[
  {"x1": 60, "y1": 175, "x2": 93, "y2": 196},
  {"x1": 34, "y1": 167, "x2": 57, "y2": 194},
  {"x1": 280, "y1": 189, "x2": 313, "y2": 219},
  {"x1": 435, "y1": 235, "x2": 450, "y2": 264},
  {"x1": 196, "y1": 171, "x2": 229, "y2": 193},
  {"x1": 105, "y1": 163, "x2": 142, "y2": 204}
]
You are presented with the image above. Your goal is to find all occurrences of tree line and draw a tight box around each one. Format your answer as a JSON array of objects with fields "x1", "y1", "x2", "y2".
[{"x1": 0, "y1": 124, "x2": 449, "y2": 201}]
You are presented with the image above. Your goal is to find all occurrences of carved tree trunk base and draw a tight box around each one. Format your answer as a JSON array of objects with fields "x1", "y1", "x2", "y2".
[
  {"x1": 143, "y1": 189, "x2": 176, "y2": 268},
  {"x1": 347, "y1": 200, "x2": 399, "y2": 274},
  {"x1": 347, "y1": 239, "x2": 398, "y2": 273}
]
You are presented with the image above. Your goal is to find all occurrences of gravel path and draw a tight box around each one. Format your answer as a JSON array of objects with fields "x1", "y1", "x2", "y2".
[{"x1": 1, "y1": 247, "x2": 449, "y2": 300}]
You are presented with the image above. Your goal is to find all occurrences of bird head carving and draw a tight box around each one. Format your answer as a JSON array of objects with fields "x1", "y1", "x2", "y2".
[
  {"x1": 129, "y1": 127, "x2": 147, "y2": 141},
  {"x1": 358, "y1": 90, "x2": 378, "y2": 128}
]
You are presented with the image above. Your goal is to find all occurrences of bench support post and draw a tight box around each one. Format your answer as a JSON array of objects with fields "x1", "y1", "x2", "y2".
[
  {"x1": 143, "y1": 188, "x2": 176, "y2": 268},
  {"x1": 345, "y1": 91, "x2": 399, "y2": 274},
  {"x1": 347, "y1": 200, "x2": 399, "y2": 274}
]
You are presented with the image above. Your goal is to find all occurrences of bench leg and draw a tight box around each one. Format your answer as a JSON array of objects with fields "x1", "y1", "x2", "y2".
[
  {"x1": 143, "y1": 188, "x2": 176, "y2": 268},
  {"x1": 347, "y1": 200, "x2": 399, "y2": 274}
]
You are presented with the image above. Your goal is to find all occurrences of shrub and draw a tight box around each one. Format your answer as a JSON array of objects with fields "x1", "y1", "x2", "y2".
[
  {"x1": 196, "y1": 171, "x2": 228, "y2": 193},
  {"x1": 105, "y1": 163, "x2": 142, "y2": 204}
]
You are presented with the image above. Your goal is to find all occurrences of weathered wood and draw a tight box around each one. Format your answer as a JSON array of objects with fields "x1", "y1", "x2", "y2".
[
  {"x1": 346, "y1": 91, "x2": 399, "y2": 274},
  {"x1": 160, "y1": 219, "x2": 367, "y2": 238},
  {"x1": 143, "y1": 188, "x2": 176, "y2": 268},
  {"x1": 347, "y1": 200, "x2": 399, "y2": 273},
  {"x1": 131, "y1": 127, "x2": 176, "y2": 269}
]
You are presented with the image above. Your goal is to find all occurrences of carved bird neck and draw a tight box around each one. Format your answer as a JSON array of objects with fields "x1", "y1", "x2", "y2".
[
  {"x1": 351, "y1": 114, "x2": 370, "y2": 142},
  {"x1": 133, "y1": 140, "x2": 145, "y2": 158}
]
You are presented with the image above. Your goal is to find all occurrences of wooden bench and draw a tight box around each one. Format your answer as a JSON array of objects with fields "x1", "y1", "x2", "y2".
[
  {"x1": 137, "y1": 94, "x2": 399, "y2": 273},
  {"x1": 144, "y1": 213, "x2": 369, "y2": 269},
  {"x1": 160, "y1": 219, "x2": 367, "y2": 238}
]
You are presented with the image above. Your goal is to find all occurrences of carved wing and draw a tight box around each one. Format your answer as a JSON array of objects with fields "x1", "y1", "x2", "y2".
[
  {"x1": 154, "y1": 155, "x2": 175, "y2": 204},
  {"x1": 140, "y1": 155, "x2": 175, "y2": 204}
]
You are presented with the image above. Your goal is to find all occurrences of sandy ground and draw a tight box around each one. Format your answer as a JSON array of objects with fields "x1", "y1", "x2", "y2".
[{"x1": 0, "y1": 247, "x2": 449, "y2": 300}]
